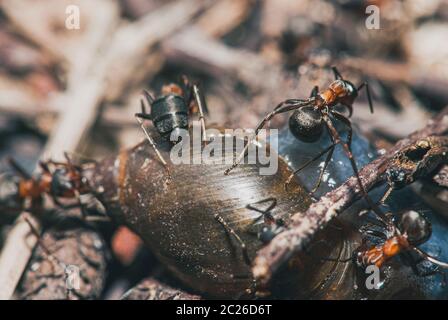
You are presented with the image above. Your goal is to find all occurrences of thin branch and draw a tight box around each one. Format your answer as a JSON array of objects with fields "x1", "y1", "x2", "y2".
[{"x1": 253, "y1": 106, "x2": 448, "y2": 285}]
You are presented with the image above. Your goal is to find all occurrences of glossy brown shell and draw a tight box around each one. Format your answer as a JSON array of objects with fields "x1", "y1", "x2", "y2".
[{"x1": 90, "y1": 129, "x2": 312, "y2": 298}]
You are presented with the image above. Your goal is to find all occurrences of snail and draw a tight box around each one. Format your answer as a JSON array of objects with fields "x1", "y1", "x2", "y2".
[{"x1": 84, "y1": 127, "x2": 316, "y2": 298}]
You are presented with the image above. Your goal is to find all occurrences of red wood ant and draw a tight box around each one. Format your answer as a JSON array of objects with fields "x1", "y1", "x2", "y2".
[
  {"x1": 135, "y1": 76, "x2": 208, "y2": 181},
  {"x1": 1, "y1": 153, "x2": 92, "y2": 216},
  {"x1": 321, "y1": 210, "x2": 448, "y2": 279},
  {"x1": 224, "y1": 67, "x2": 375, "y2": 204}
]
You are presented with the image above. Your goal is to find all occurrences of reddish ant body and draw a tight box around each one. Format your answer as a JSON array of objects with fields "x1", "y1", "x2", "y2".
[
  {"x1": 225, "y1": 67, "x2": 373, "y2": 199},
  {"x1": 0, "y1": 153, "x2": 92, "y2": 215},
  {"x1": 327, "y1": 210, "x2": 448, "y2": 277}
]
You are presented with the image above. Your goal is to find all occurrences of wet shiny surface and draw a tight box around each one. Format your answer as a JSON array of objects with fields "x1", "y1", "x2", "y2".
[{"x1": 277, "y1": 123, "x2": 448, "y2": 299}]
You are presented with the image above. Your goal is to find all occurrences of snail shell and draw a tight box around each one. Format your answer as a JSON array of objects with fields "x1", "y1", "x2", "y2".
[{"x1": 89, "y1": 128, "x2": 312, "y2": 298}]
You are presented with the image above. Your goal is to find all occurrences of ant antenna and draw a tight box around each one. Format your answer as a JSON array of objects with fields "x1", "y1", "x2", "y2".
[
  {"x1": 246, "y1": 198, "x2": 277, "y2": 215},
  {"x1": 357, "y1": 82, "x2": 374, "y2": 114},
  {"x1": 332, "y1": 66, "x2": 343, "y2": 80}
]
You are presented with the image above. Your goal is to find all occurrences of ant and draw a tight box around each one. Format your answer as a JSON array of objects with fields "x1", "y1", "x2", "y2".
[
  {"x1": 246, "y1": 197, "x2": 286, "y2": 244},
  {"x1": 135, "y1": 76, "x2": 208, "y2": 181},
  {"x1": 318, "y1": 210, "x2": 448, "y2": 281},
  {"x1": 214, "y1": 198, "x2": 284, "y2": 266},
  {"x1": 224, "y1": 67, "x2": 374, "y2": 200},
  {"x1": 1, "y1": 153, "x2": 92, "y2": 216},
  {"x1": 380, "y1": 136, "x2": 448, "y2": 204}
]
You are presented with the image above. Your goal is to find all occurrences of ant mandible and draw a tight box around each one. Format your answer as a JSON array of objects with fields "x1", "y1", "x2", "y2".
[
  {"x1": 135, "y1": 76, "x2": 208, "y2": 182},
  {"x1": 224, "y1": 67, "x2": 373, "y2": 196}
]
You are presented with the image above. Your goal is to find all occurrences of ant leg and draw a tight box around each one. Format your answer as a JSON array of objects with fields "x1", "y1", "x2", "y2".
[
  {"x1": 340, "y1": 104, "x2": 353, "y2": 118},
  {"x1": 135, "y1": 103, "x2": 172, "y2": 182},
  {"x1": 74, "y1": 189, "x2": 88, "y2": 219},
  {"x1": 358, "y1": 82, "x2": 374, "y2": 114},
  {"x1": 404, "y1": 251, "x2": 446, "y2": 285},
  {"x1": 142, "y1": 89, "x2": 155, "y2": 105},
  {"x1": 246, "y1": 198, "x2": 277, "y2": 224},
  {"x1": 310, "y1": 86, "x2": 319, "y2": 98},
  {"x1": 332, "y1": 66, "x2": 344, "y2": 80},
  {"x1": 379, "y1": 185, "x2": 393, "y2": 205},
  {"x1": 7, "y1": 157, "x2": 32, "y2": 179},
  {"x1": 309, "y1": 128, "x2": 337, "y2": 194},
  {"x1": 23, "y1": 215, "x2": 63, "y2": 274},
  {"x1": 215, "y1": 213, "x2": 251, "y2": 265},
  {"x1": 359, "y1": 226, "x2": 388, "y2": 241},
  {"x1": 63, "y1": 151, "x2": 97, "y2": 166},
  {"x1": 284, "y1": 142, "x2": 337, "y2": 191},
  {"x1": 322, "y1": 114, "x2": 388, "y2": 223},
  {"x1": 52, "y1": 196, "x2": 78, "y2": 211},
  {"x1": 332, "y1": 111, "x2": 353, "y2": 149},
  {"x1": 412, "y1": 247, "x2": 448, "y2": 269},
  {"x1": 246, "y1": 197, "x2": 277, "y2": 213},
  {"x1": 39, "y1": 161, "x2": 51, "y2": 174},
  {"x1": 192, "y1": 84, "x2": 208, "y2": 141},
  {"x1": 225, "y1": 99, "x2": 311, "y2": 175}
]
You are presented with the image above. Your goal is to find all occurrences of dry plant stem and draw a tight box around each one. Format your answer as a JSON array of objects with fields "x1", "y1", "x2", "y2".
[
  {"x1": 15, "y1": 221, "x2": 109, "y2": 300},
  {"x1": 253, "y1": 106, "x2": 448, "y2": 285},
  {"x1": 0, "y1": 0, "x2": 209, "y2": 300},
  {"x1": 163, "y1": 27, "x2": 283, "y2": 93},
  {"x1": 121, "y1": 278, "x2": 201, "y2": 300},
  {"x1": 340, "y1": 57, "x2": 448, "y2": 102}
]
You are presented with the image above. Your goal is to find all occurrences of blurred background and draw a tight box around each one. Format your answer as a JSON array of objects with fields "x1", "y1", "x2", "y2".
[{"x1": 1, "y1": 0, "x2": 448, "y2": 299}]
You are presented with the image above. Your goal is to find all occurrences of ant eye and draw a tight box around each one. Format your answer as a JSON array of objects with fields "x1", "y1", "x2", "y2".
[
  {"x1": 289, "y1": 106, "x2": 323, "y2": 143},
  {"x1": 399, "y1": 210, "x2": 431, "y2": 245}
]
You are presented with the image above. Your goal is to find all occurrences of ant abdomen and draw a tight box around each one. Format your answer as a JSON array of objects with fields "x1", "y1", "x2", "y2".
[
  {"x1": 398, "y1": 210, "x2": 432, "y2": 246},
  {"x1": 151, "y1": 94, "x2": 189, "y2": 141},
  {"x1": 289, "y1": 106, "x2": 324, "y2": 143}
]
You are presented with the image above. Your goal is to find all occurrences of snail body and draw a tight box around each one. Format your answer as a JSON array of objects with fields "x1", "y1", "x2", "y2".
[{"x1": 88, "y1": 128, "x2": 312, "y2": 298}]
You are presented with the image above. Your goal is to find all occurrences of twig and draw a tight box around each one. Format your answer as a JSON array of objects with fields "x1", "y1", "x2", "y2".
[
  {"x1": 163, "y1": 26, "x2": 284, "y2": 93},
  {"x1": 15, "y1": 219, "x2": 109, "y2": 300},
  {"x1": 253, "y1": 106, "x2": 448, "y2": 285}
]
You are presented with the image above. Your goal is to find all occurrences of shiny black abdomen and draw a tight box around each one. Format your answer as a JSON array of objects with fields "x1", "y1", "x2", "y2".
[{"x1": 151, "y1": 94, "x2": 189, "y2": 140}]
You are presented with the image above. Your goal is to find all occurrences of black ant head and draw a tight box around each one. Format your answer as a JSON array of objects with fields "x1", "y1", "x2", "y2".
[
  {"x1": 398, "y1": 210, "x2": 432, "y2": 246},
  {"x1": 50, "y1": 167, "x2": 76, "y2": 197},
  {"x1": 258, "y1": 224, "x2": 285, "y2": 244},
  {"x1": 289, "y1": 106, "x2": 324, "y2": 143}
]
